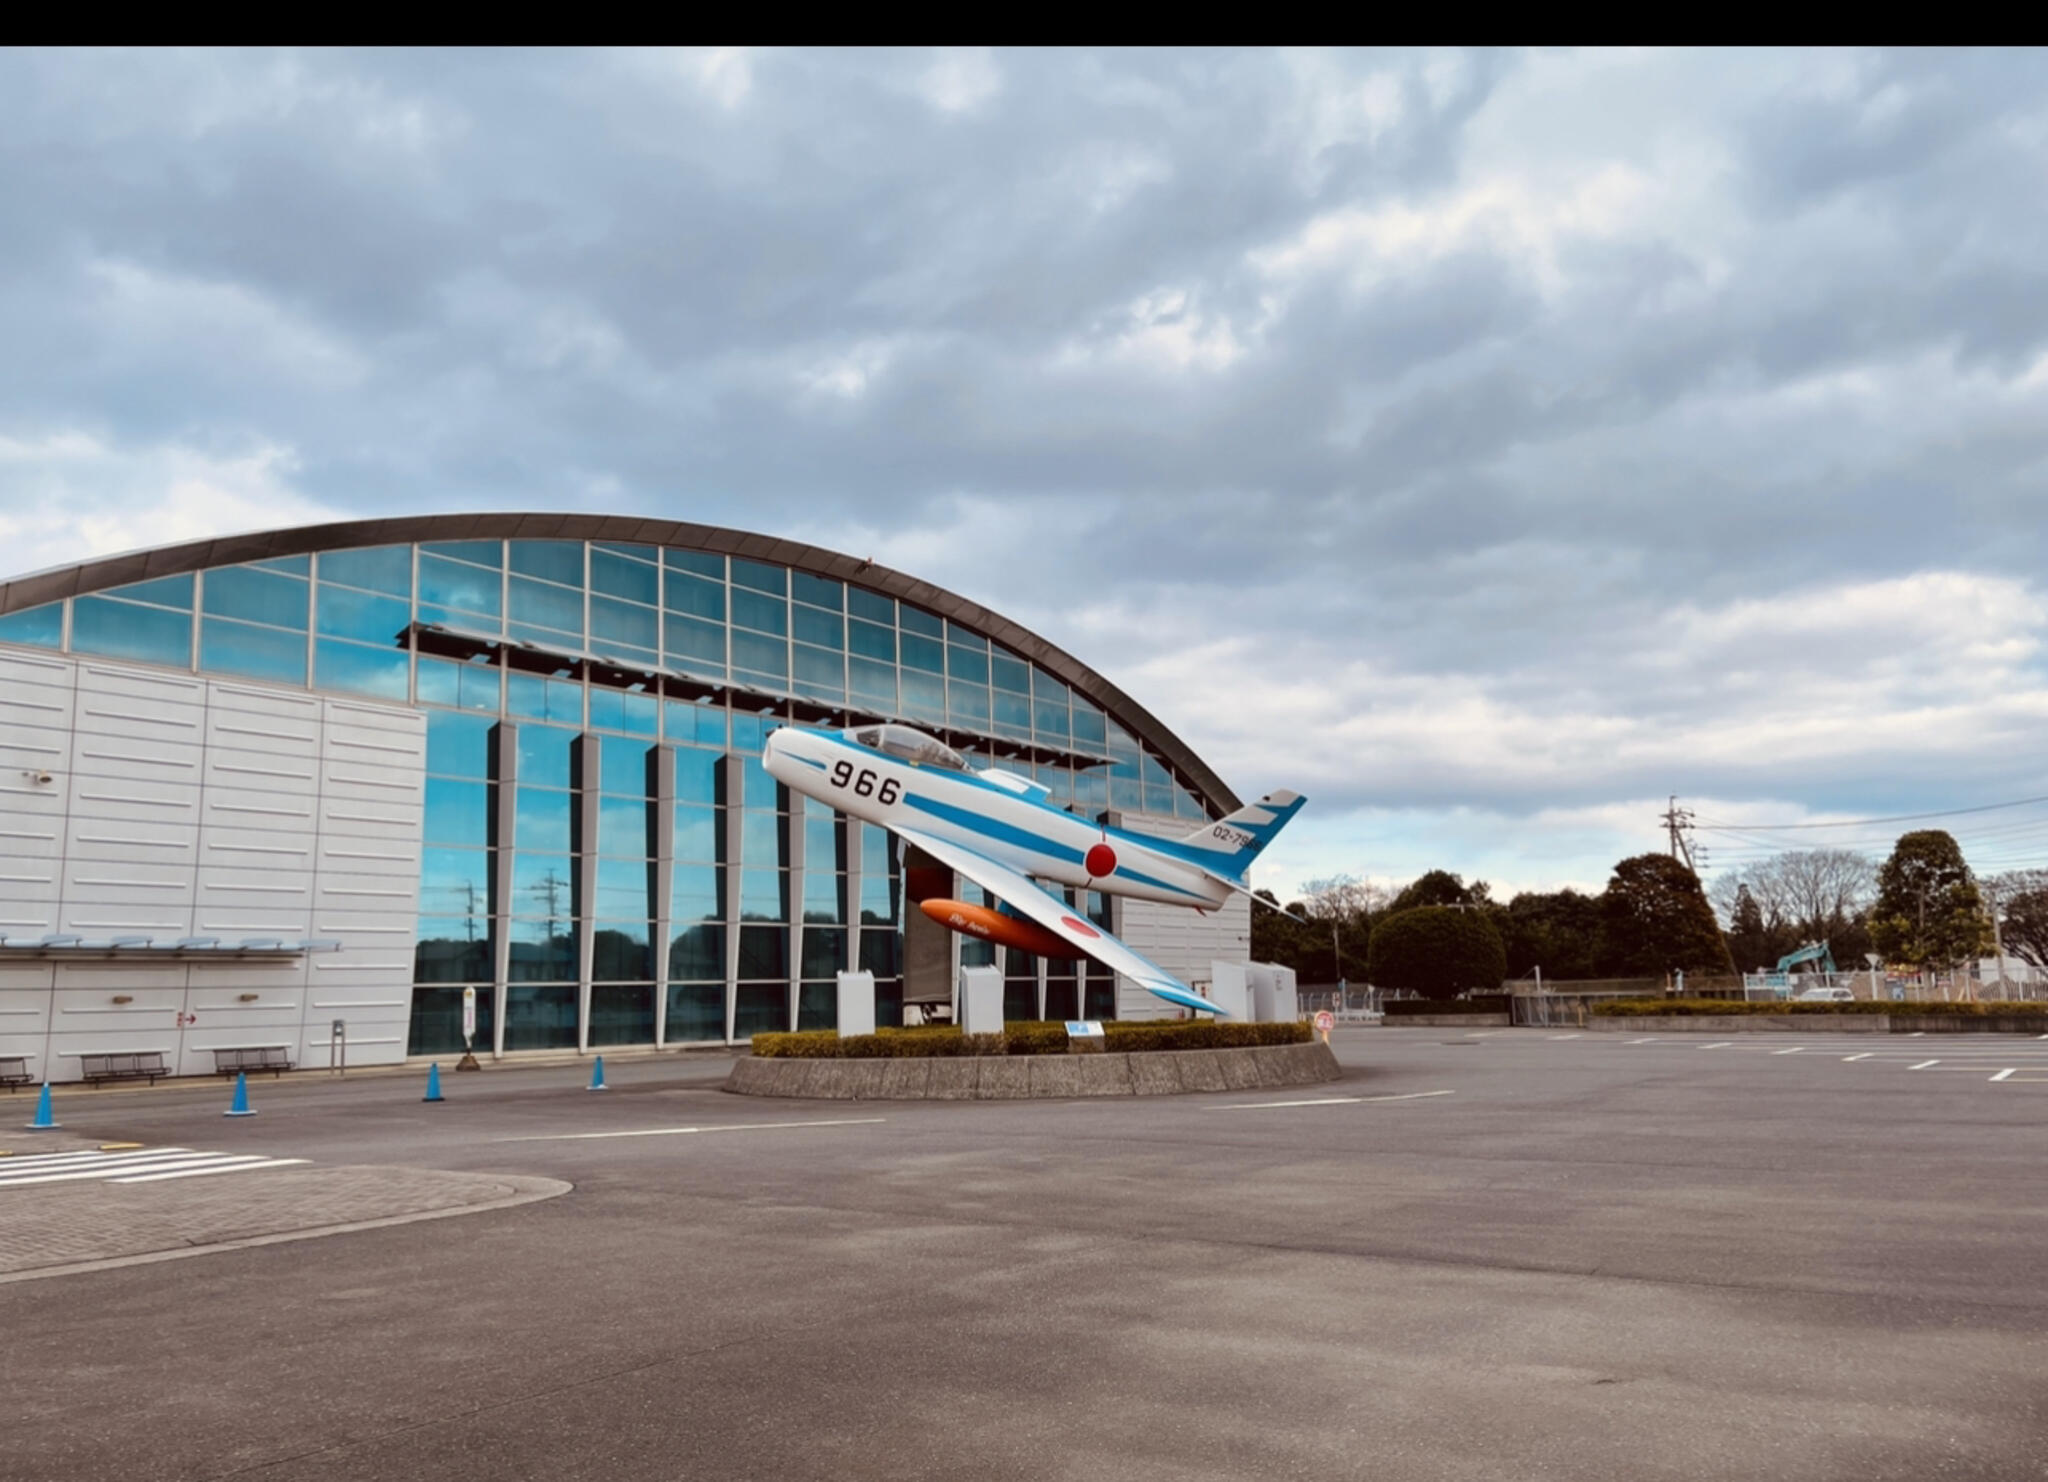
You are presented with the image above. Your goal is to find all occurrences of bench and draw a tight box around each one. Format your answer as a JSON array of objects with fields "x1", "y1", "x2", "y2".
[
  {"x1": 80, "y1": 1051, "x2": 168, "y2": 1087},
  {"x1": 212, "y1": 1046, "x2": 293, "y2": 1078},
  {"x1": 0, "y1": 1055, "x2": 31, "y2": 1091}
]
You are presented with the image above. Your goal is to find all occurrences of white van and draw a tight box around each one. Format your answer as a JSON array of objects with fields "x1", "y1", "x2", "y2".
[{"x1": 1794, "y1": 986, "x2": 1855, "y2": 1003}]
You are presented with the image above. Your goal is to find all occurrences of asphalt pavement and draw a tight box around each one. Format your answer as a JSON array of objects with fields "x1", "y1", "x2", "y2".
[{"x1": 3, "y1": 1028, "x2": 2044, "y2": 1481}]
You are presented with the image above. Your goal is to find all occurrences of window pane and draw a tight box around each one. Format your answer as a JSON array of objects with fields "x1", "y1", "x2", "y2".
[
  {"x1": 664, "y1": 700, "x2": 727, "y2": 749},
  {"x1": 900, "y1": 669, "x2": 944, "y2": 724},
  {"x1": 509, "y1": 540, "x2": 584, "y2": 586},
  {"x1": 792, "y1": 605, "x2": 843, "y2": 650},
  {"x1": 592, "y1": 924, "x2": 652, "y2": 982},
  {"x1": 419, "y1": 554, "x2": 502, "y2": 616},
  {"x1": 730, "y1": 559, "x2": 786, "y2": 596},
  {"x1": 589, "y1": 981, "x2": 654, "y2": 1042},
  {"x1": 664, "y1": 980, "x2": 723, "y2": 1042},
  {"x1": 737, "y1": 930, "x2": 789, "y2": 983},
  {"x1": 898, "y1": 605, "x2": 942, "y2": 639},
  {"x1": 201, "y1": 617, "x2": 306, "y2": 684},
  {"x1": 104, "y1": 573, "x2": 194, "y2": 610},
  {"x1": 948, "y1": 681, "x2": 989, "y2": 727},
  {"x1": 664, "y1": 613, "x2": 726, "y2": 672},
  {"x1": 504, "y1": 982, "x2": 576, "y2": 1044},
  {"x1": 899, "y1": 632, "x2": 943, "y2": 674},
  {"x1": 742, "y1": 755, "x2": 782, "y2": 810},
  {"x1": 664, "y1": 548, "x2": 723, "y2": 579},
  {"x1": 801, "y1": 927, "x2": 848, "y2": 979},
  {"x1": 507, "y1": 672, "x2": 583, "y2": 726},
  {"x1": 946, "y1": 644, "x2": 988, "y2": 685},
  {"x1": 597, "y1": 735, "x2": 651, "y2": 796},
  {"x1": 509, "y1": 575, "x2": 584, "y2": 635},
  {"x1": 1072, "y1": 703, "x2": 1107, "y2": 748},
  {"x1": 731, "y1": 629, "x2": 787, "y2": 680},
  {"x1": 73, "y1": 596, "x2": 191, "y2": 667},
  {"x1": 674, "y1": 746, "x2": 721, "y2": 805},
  {"x1": 675, "y1": 803, "x2": 719, "y2": 863},
  {"x1": 730, "y1": 588, "x2": 787, "y2": 638},
  {"x1": 598, "y1": 794, "x2": 653, "y2": 858},
  {"x1": 314, "y1": 638, "x2": 407, "y2": 699},
  {"x1": 847, "y1": 586, "x2": 893, "y2": 624},
  {"x1": 672, "y1": 863, "x2": 723, "y2": 922},
  {"x1": 515, "y1": 789, "x2": 572, "y2": 854},
  {"x1": 515, "y1": 724, "x2": 576, "y2": 788},
  {"x1": 203, "y1": 566, "x2": 308, "y2": 629},
  {"x1": 859, "y1": 928, "x2": 900, "y2": 976},
  {"x1": 0, "y1": 602, "x2": 62, "y2": 648},
  {"x1": 412, "y1": 927, "x2": 493, "y2": 986},
  {"x1": 425, "y1": 710, "x2": 496, "y2": 778},
  {"x1": 513, "y1": 854, "x2": 575, "y2": 919},
  {"x1": 421, "y1": 539, "x2": 501, "y2": 567},
  {"x1": 319, "y1": 545, "x2": 412, "y2": 597},
  {"x1": 589, "y1": 549, "x2": 658, "y2": 604},
  {"x1": 792, "y1": 644, "x2": 844, "y2": 699},
  {"x1": 421, "y1": 845, "x2": 492, "y2": 912},
  {"x1": 594, "y1": 856, "x2": 653, "y2": 917},
  {"x1": 802, "y1": 872, "x2": 845, "y2": 924},
  {"x1": 590, "y1": 594, "x2": 658, "y2": 652},
  {"x1": 669, "y1": 922, "x2": 726, "y2": 984},
  {"x1": 740, "y1": 868, "x2": 788, "y2": 921},
  {"x1": 741, "y1": 809, "x2": 786, "y2": 865},
  {"x1": 416, "y1": 655, "x2": 499, "y2": 713},
  {"x1": 991, "y1": 650, "x2": 1031, "y2": 693},
  {"x1": 805, "y1": 814, "x2": 844, "y2": 871},
  {"x1": 424, "y1": 777, "x2": 491, "y2": 846},
  {"x1": 1034, "y1": 692, "x2": 1071, "y2": 742},
  {"x1": 848, "y1": 656, "x2": 895, "y2": 708},
  {"x1": 317, "y1": 585, "x2": 412, "y2": 645},
  {"x1": 945, "y1": 622, "x2": 988, "y2": 652},
  {"x1": 847, "y1": 618, "x2": 894, "y2": 662},
  {"x1": 588, "y1": 686, "x2": 657, "y2": 736},
  {"x1": 663, "y1": 573, "x2": 725, "y2": 621}
]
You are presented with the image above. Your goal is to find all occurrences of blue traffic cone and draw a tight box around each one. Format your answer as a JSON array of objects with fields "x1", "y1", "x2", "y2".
[
  {"x1": 25, "y1": 1082, "x2": 59, "y2": 1131},
  {"x1": 587, "y1": 1055, "x2": 608, "y2": 1092},
  {"x1": 423, "y1": 1063, "x2": 444, "y2": 1103},
  {"x1": 224, "y1": 1070, "x2": 256, "y2": 1117}
]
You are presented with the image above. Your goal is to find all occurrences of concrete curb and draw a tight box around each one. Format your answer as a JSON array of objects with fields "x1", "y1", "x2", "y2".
[
  {"x1": 723, "y1": 1041, "x2": 1342, "y2": 1100},
  {"x1": 1587, "y1": 1014, "x2": 2048, "y2": 1034}
]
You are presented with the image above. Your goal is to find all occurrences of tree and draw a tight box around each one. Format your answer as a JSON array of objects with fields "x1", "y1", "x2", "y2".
[
  {"x1": 1367, "y1": 906, "x2": 1507, "y2": 1001},
  {"x1": 1388, "y1": 869, "x2": 1486, "y2": 915},
  {"x1": 1985, "y1": 870, "x2": 2048, "y2": 970},
  {"x1": 1726, "y1": 884, "x2": 1771, "y2": 974},
  {"x1": 1600, "y1": 854, "x2": 1737, "y2": 978},
  {"x1": 1870, "y1": 831, "x2": 1990, "y2": 972},
  {"x1": 1710, "y1": 849, "x2": 1875, "y2": 968},
  {"x1": 1494, "y1": 889, "x2": 1605, "y2": 981}
]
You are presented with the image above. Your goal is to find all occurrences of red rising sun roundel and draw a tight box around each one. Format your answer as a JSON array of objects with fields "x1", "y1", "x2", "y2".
[
  {"x1": 1084, "y1": 843, "x2": 1117, "y2": 878},
  {"x1": 1061, "y1": 915, "x2": 1101, "y2": 938}
]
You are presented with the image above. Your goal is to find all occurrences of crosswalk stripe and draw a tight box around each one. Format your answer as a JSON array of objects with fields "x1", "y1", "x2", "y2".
[
  {"x1": 114, "y1": 1158, "x2": 309, "y2": 1183},
  {"x1": 0, "y1": 1154, "x2": 259, "y2": 1186},
  {"x1": 0, "y1": 1147, "x2": 193, "y2": 1172}
]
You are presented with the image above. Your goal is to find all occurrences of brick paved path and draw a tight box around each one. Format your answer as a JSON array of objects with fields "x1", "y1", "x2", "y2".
[{"x1": 0, "y1": 1164, "x2": 568, "y2": 1279}]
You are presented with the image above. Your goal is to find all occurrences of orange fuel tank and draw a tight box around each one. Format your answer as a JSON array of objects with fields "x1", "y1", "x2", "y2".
[{"x1": 919, "y1": 898, "x2": 1076, "y2": 960}]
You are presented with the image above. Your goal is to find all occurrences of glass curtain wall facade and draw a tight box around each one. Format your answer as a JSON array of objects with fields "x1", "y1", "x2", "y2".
[{"x1": 0, "y1": 537, "x2": 1217, "y2": 1049}]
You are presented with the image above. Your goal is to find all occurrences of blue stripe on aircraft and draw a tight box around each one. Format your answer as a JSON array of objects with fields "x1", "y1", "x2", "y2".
[{"x1": 899, "y1": 792, "x2": 1211, "y2": 903}]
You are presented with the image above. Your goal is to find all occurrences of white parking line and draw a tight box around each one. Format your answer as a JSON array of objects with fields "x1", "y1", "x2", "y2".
[
  {"x1": 114, "y1": 1158, "x2": 309, "y2": 1184},
  {"x1": 1843, "y1": 1053, "x2": 1873, "y2": 1062},
  {"x1": 1991, "y1": 1068, "x2": 2016, "y2": 1082},
  {"x1": 498, "y1": 1118, "x2": 888, "y2": 1143},
  {"x1": 1771, "y1": 1047, "x2": 1805, "y2": 1055},
  {"x1": 1700, "y1": 1042, "x2": 1732, "y2": 1050},
  {"x1": 1910, "y1": 1060, "x2": 1940, "y2": 1070},
  {"x1": 1626, "y1": 1038, "x2": 1657, "y2": 1045},
  {"x1": 1548, "y1": 1034, "x2": 1581, "y2": 1041},
  {"x1": 1213, "y1": 1090, "x2": 1456, "y2": 1110}
]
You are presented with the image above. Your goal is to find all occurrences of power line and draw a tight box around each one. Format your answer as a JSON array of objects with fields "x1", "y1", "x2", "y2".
[{"x1": 1695, "y1": 793, "x2": 2048, "y2": 832}]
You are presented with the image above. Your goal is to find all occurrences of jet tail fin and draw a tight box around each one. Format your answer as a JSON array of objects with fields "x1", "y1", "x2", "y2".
[{"x1": 1172, "y1": 789, "x2": 1305, "y2": 882}]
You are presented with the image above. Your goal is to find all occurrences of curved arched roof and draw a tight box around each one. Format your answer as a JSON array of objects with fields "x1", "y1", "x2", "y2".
[{"x1": 0, "y1": 512, "x2": 1240, "y2": 813}]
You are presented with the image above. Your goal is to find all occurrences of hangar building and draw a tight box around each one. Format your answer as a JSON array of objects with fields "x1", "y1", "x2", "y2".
[{"x1": 0, "y1": 516, "x2": 1250, "y2": 1080}]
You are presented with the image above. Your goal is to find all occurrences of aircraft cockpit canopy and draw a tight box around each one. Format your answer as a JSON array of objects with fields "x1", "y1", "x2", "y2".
[{"x1": 850, "y1": 724, "x2": 967, "y2": 771}]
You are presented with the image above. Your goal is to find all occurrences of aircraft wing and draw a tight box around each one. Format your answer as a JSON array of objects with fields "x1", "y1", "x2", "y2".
[{"x1": 892, "y1": 825, "x2": 1224, "y2": 1017}]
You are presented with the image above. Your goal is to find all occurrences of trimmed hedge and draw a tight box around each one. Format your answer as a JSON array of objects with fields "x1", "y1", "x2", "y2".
[
  {"x1": 1589, "y1": 997, "x2": 2048, "y2": 1018},
  {"x1": 751, "y1": 1019, "x2": 1313, "y2": 1059}
]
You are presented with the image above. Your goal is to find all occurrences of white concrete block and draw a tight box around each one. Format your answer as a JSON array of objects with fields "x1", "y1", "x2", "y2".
[
  {"x1": 959, "y1": 964, "x2": 1004, "y2": 1034},
  {"x1": 836, "y1": 969, "x2": 877, "y2": 1037}
]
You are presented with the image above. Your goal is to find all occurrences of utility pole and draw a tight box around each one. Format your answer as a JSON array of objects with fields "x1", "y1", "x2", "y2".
[{"x1": 1661, "y1": 796, "x2": 1698, "y2": 873}]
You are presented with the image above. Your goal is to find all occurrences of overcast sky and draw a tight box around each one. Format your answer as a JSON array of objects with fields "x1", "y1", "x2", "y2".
[{"x1": 5, "y1": 47, "x2": 2048, "y2": 900}]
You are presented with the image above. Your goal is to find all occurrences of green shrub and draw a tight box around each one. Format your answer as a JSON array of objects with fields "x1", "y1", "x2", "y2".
[
  {"x1": 750, "y1": 1017, "x2": 1313, "y2": 1058},
  {"x1": 1368, "y1": 907, "x2": 1507, "y2": 1001}
]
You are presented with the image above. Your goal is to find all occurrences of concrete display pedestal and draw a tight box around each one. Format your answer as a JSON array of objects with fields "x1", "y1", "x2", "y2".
[
  {"x1": 725, "y1": 1040, "x2": 1342, "y2": 1100},
  {"x1": 836, "y1": 970, "x2": 877, "y2": 1038}
]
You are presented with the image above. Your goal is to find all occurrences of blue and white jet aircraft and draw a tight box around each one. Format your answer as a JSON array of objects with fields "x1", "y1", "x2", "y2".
[{"x1": 762, "y1": 721, "x2": 1304, "y2": 1016}]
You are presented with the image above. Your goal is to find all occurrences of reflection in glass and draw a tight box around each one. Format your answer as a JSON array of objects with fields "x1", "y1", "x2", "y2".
[
  {"x1": 597, "y1": 795, "x2": 652, "y2": 859},
  {"x1": 665, "y1": 981, "x2": 724, "y2": 1041},
  {"x1": 590, "y1": 548, "x2": 658, "y2": 604},
  {"x1": 738, "y1": 926, "x2": 788, "y2": 980},
  {"x1": 421, "y1": 540, "x2": 502, "y2": 567},
  {"x1": 418, "y1": 554, "x2": 502, "y2": 616},
  {"x1": 408, "y1": 984, "x2": 495, "y2": 1055},
  {"x1": 72, "y1": 596, "x2": 192, "y2": 667},
  {"x1": 506, "y1": 671, "x2": 582, "y2": 725},
  {"x1": 413, "y1": 918, "x2": 493, "y2": 983},
  {"x1": 900, "y1": 632, "x2": 943, "y2": 674},
  {"x1": 507, "y1": 922, "x2": 576, "y2": 983},
  {"x1": 589, "y1": 982, "x2": 654, "y2": 1044},
  {"x1": 425, "y1": 710, "x2": 496, "y2": 779},
  {"x1": 730, "y1": 588, "x2": 787, "y2": 638},
  {"x1": 204, "y1": 566, "x2": 308, "y2": 628},
  {"x1": 319, "y1": 545, "x2": 412, "y2": 597},
  {"x1": 317, "y1": 585, "x2": 412, "y2": 645},
  {"x1": 504, "y1": 983, "x2": 577, "y2": 1048},
  {"x1": 588, "y1": 688, "x2": 657, "y2": 736},
  {"x1": 730, "y1": 559, "x2": 786, "y2": 596},
  {"x1": 420, "y1": 846, "x2": 491, "y2": 912},
  {"x1": 733, "y1": 981, "x2": 787, "y2": 1036},
  {"x1": 797, "y1": 981, "x2": 836, "y2": 1031},
  {"x1": 674, "y1": 804, "x2": 719, "y2": 863},
  {"x1": 509, "y1": 540, "x2": 584, "y2": 586},
  {"x1": 740, "y1": 868, "x2": 789, "y2": 921},
  {"x1": 664, "y1": 547, "x2": 722, "y2": 579},
  {"x1": 103, "y1": 573, "x2": 193, "y2": 609},
  {"x1": 664, "y1": 612, "x2": 725, "y2": 672},
  {"x1": 515, "y1": 789, "x2": 572, "y2": 854},
  {"x1": 592, "y1": 923, "x2": 653, "y2": 981},
  {"x1": 672, "y1": 864, "x2": 722, "y2": 922},
  {"x1": 859, "y1": 928, "x2": 901, "y2": 977},
  {"x1": 664, "y1": 573, "x2": 724, "y2": 621},
  {"x1": 741, "y1": 756, "x2": 782, "y2": 811},
  {"x1": 792, "y1": 605, "x2": 843, "y2": 649},
  {"x1": 423, "y1": 777, "x2": 491, "y2": 846},
  {"x1": 665, "y1": 701, "x2": 725, "y2": 749},
  {"x1": 593, "y1": 856, "x2": 653, "y2": 918},
  {"x1": 416, "y1": 655, "x2": 500, "y2": 713},
  {"x1": 201, "y1": 617, "x2": 307, "y2": 684},
  {"x1": 516, "y1": 724, "x2": 575, "y2": 788},
  {"x1": 801, "y1": 927, "x2": 847, "y2": 978},
  {"x1": 509, "y1": 574, "x2": 584, "y2": 635},
  {"x1": 804, "y1": 814, "x2": 843, "y2": 871},
  {"x1": 802, "y1": 872, "x2": 845, "y2": 924},
  {"x1": 591, "y1": 594, "x2": 658, "y2": 652},
  {"x1": 601, "y1": 735, "x2": 654, "y2": 791},
  {"x1": 731, "y1": 628, "x2": 787, "y2": 679},
  {"x1": 0, "y1": 602, "x2": 62, "y2": 648},
  {"x1": 847, "y1": 585, "x2": 893, "y2": 624},
  {"x1": 668, "y1": 923, "x2": 725, "y2": 982},
  {"x1": 314, "y1": 638, "x2": 408, "y2": 700},
  {"x1": 741, "y1": 810, "x2": 786, "y2": 866}
]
